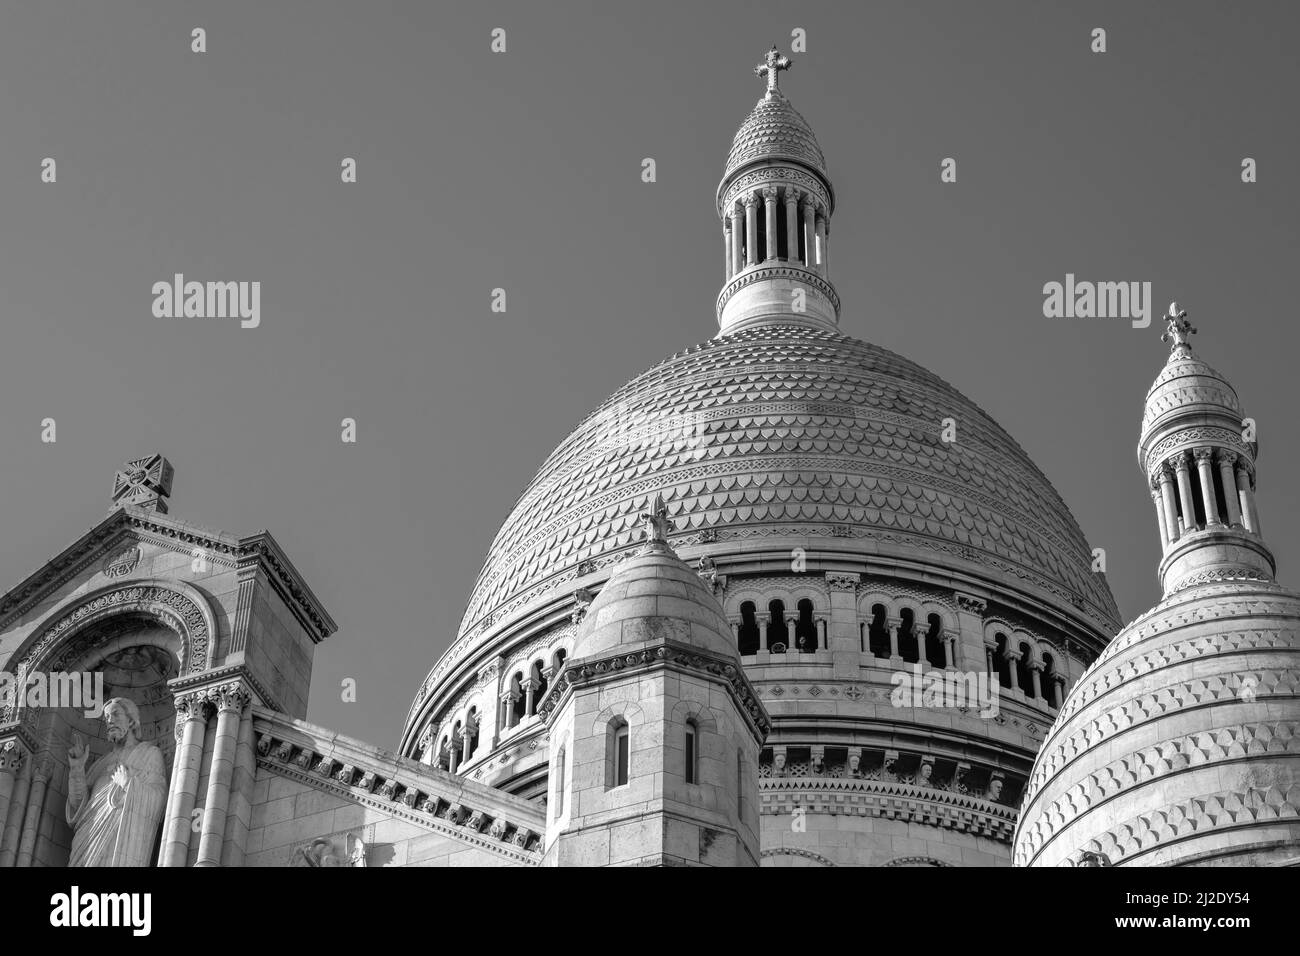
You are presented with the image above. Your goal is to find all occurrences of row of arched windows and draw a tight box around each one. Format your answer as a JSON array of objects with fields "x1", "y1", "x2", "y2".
[
  {"x1": 737, "y1": 598, "x2": 820, "y2": 655},
  {"x1": 861, "y1": 605, "x2": 948, "y2": 668},
  {"x1": 990, "y1": 633, "x2": 1060, "y2": 707}
]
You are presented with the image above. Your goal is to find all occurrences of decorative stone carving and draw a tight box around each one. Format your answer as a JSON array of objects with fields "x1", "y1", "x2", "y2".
[
  {"x1": 571, "y1": 587, "x2": 595, "y2": 625},
  {"x1": 826, "y1": 573, "x2": 859, "y2": 591},
  {"x1": 111, "y1": 454, "x2": 174, "y2": 514},
  {"x1": 102, "y1": 545, "x2": 142, "y2": 578}
]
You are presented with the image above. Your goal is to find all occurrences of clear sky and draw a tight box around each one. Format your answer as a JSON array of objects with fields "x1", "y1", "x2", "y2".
[{"x1": 2, "y1": 0, "x2": 1296, "y2": 748}]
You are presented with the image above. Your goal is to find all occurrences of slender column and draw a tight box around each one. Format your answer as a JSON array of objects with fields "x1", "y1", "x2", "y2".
[
  {"x1": 723, "y1": 222, "x2": 733, "y2": 280},
  {"x1": 460, "y1": 725, "x2": 474, "y2": 764},
  {"x1": 195, "y1": 683, "x2": 249, "y2": 866},
  {"x1": 786, "y1": 616, "x2": 797, "y2": 651},
  {"x1": 800, "y1": 197, "x2": 816, "y2": 268},
  {"x1": 1028, "y1": 663, "x2": 1043, "y2": 700},
  {"x1": 822, "y1": 216, "x2": 830, "y2": 274},
  {"x1": 818, "y1": 618, "x2": 828, "y2": 649},
  {"x1": 1235, "y1": 461, "x2": 1260, "y2": 534},
  {"x1": 15, "y1": 759, "x2": 49, "y2": 867},
  {"x1": 1218, "y1": 451, "x2": 1243, "y2": 527},
  {"x1": 1151, "y1": 485, "x2": 1169, "y2": 546},
  {"x1": 220, "y1": 707, "x2": 257, "y2": 867},
  {"x1": 730, "y1": 621, "x2": 740, "y2": 644},
  {"x1": 984, "y1": 644, "x2": 995, "y2": 678},
  {"x1": 887, "y1": 617, "x2": 901, "y2": 661},
  {"x1": 502, "y1": 691, "x2": 520, "y2": 729},
  {"x1": 0, "y1": 741, "x2": 24, "y2": 853},
  {"x1": 729, "y1": 204, "x2": 744, "y2": 275},
  {"x1": 160, "y1": 691, "x2": 210, "y2": 867},
  {"x1": 762, "y1": 187, "x2": 778, "y2": 261},
  {"x1": 1194, "y1": 448, "x2": 1221, "y2": 525},
  {"x1": 744, "y1": 194, "x2": 759, "y2": 267},
  {"x1": 784, "y1": 189, "x2": 800, "y2": 261},
  {"x1": 1173, "y1": 453, "x2": 1196, "y2": 533},
  {"x1": 814, "y1": 209, "x2": 827, "y2": 274},
  {"x1": 0, "y1": 757, "x2": 32, "y2": 867},
  {"x1": 522, "y1": 678, "x2": 538, "y2": 718},
  {"x1": 1158, "y1": 465, "x2": 1180, "y2": 543}
]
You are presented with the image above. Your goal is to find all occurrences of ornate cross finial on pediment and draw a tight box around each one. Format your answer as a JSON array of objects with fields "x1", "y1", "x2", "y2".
[
  {"x1": 111, "y1": 454, "x2": 174, "y2": 515},
  {"x1": 1160, "y1": 301, "x2": 1197, "y2": 352},
  {"x1": 754, "y1": 45, "x2": 791, "y2": 95},
  {"x1": 640, "y1": 492, "x2": 675, "y2": 551}
]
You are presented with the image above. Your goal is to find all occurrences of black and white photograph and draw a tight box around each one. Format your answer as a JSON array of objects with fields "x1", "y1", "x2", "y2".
[{"x1": 0, "y1": 0, "x2": 1295, "y2": 934}]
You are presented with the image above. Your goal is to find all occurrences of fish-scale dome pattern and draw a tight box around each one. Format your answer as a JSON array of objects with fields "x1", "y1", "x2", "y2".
[
  {"x1": 1141, "y1": 350, "x2": 1243, "y2": 436},
  {"x1": 724, "y1": 92, "x2": 827, "y2": 180},
  {"x1": 453, "y1": 326, "x2": 1120, "y2": 652},
  {"x1": 1014, "y1": 577, "x2": 1300, "y2": 867}
]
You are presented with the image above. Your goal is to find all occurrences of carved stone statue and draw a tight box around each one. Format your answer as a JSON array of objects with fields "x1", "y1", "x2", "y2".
[{"x1": 65, "y1": 697, "x2": 168, "y2": 867}]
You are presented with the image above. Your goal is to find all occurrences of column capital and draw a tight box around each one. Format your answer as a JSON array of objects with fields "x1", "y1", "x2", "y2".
[
  {"x1": 212, "y1": 681, "x2": 252, "y2": 716},
  {"x1": 761, "y1": 185, "x2": 778, "y2": 200},
  {"x1": 500, "y1": 689, "x2": 520, "y2": 703},
  {"x1": 1218, "y1": 449, "x2": 1238, "y2": 467},
  {"x1": 955, "y1": 593, "x2": 987, "y2": 615},
  {"x1": 0, "y1": 738, "x2": 29, "y2": 774},
  {"x1": 783, "y1": 187, "x2": 801, "y2": 204},
  {"x1": 174, "y1": 690, "x2": 213, "y2": 722},
  {"x1": 1171, "y1": 451, "x2": 1192, "y2": 473},
  {"x1": 1157, "y1": 461, "x2": 1176, "y2": 483},
  {"x1": 1193, "y1": 446, "x2": 1216, "y2": 464},
  {"x1": 742, "y1": 192, "x2": 758, "y2": 208},
  {"x1": 520, "y1": 678, "x2": 538, "y2": 692}
]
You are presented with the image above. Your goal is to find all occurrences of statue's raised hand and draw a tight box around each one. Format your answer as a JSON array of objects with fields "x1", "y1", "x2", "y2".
[{"x1": 67, "y1": 732, "x2": 90, "y2": 772}]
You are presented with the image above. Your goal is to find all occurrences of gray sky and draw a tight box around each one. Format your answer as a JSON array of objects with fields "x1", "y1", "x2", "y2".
[{"x1": 2, "y1": 0, "x2": 1297, "y2": 748}]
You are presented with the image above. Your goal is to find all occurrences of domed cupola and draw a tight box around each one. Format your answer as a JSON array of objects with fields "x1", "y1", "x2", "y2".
[
  {"x1": 1014, "y1": 302, "x2": 1300, "y2": 867},
  {"x1": 1138, "y1": 303, "x2": 1271, "y2": 596},
  {"x1": 715, "y1": 48, "x2": 838, "y2": 335}
]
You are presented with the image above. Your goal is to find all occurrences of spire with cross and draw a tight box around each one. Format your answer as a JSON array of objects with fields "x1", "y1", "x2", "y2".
[
  {"x1": 754, "y1": 45, "x2": 792, "y2": 96},
  {"x1": 1160, "y1": 301, "x2": 1197, "y2": 353}
]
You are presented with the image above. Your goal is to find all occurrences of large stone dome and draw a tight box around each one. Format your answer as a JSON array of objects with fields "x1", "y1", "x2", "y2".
[
  {"x1": 438, "y1": 325, "x2": 1119, "y2": 682},
  {"x1": 1014, "y1": 576, "x2": 1300, "y2": 867}
]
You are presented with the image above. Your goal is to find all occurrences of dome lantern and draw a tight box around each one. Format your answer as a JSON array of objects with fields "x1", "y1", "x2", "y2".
[
  {"x1": 715, "y1": 48, "x2": 839, "y2": 336},
  {"x1": 1138, "y1": 302, "x2": 1272, "y2": 596}
]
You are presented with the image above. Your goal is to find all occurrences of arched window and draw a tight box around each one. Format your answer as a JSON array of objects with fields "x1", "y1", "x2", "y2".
[
  {"x1": 995, "y1": 634, "x2": 1012, "y2": 688},
  {"x1": 795, "y1": 598, "x2": 817, "y2": 652},
  {"x1": 684, "y1": 721, "x2": 698, "y2": 784},
  {"x1": 1041, "y1": 653, "x2": 1057, "y2": 708},
  {"x1": 925, "y1": 613, "x2": 946, "y2": 668},
  {"x1": 511, "y1": 672, "x2": 526, "y2": 724},
  {"x1": 766, "y1": 599, "x2": 788, "y2": 652},
  {"x1": 1017, "y1": 642, "x2": 1035, "y2": 697},
  {"x1": 530, "y1": 660, "x2": 548, "y2": 715},
  {"x1": 607, "y1": 718, "x2": 630, "y2": 789},
  {"x1": 738, "y1": 601, "x2": 760, "y2": 655},
  {"x1": 466, "y1": 706, "x2": 479, "y2": 758},
  {"x1": 868, "y1": 604, "x2": 890, "y2": 659},
  {"x1": 898, "y1": 609, "x2": 919, "y2": 664}
]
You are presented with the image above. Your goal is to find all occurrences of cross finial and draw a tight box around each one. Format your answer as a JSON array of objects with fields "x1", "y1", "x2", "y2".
[
  {"x1": 754, "y1": 46, "x2": 792, "y2": 95},
  {"x1": 111, "y1": 454, "x2": 175, "y2": 515},
  {"x1": 640, "y1": 492, "x2": 675, "y2": 550},
  {"x1": 1160, "y1": 301, "x2": 1197, "y2": 352}
]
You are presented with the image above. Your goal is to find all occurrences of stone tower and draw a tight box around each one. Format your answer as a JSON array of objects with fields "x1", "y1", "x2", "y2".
[
  {"x1": 539, "y1": 495, "x2": 769, "y2": 866},
  {"x1": 1014, "y1": 305, "x2": 1300, "y2": 866}
]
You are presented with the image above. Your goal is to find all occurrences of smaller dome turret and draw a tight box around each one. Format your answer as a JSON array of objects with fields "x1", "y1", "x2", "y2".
[
  {"x1": 573, "y1": 495, "x2": 737, "y2": 662},
  {"x1": 1137, "y1": 303, "x2": 1270, "y2": 596}
]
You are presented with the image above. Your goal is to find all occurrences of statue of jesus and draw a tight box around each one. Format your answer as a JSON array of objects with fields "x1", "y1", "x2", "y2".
[{"x1": 65, "y1": 697, "x2": 168, "y2": 867}]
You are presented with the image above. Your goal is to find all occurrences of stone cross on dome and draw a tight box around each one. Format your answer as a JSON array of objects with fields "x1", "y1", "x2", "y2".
[
  {"x1": 640, "y1": 492, "x2": 675, "y2": 551},
  {"x1": 111, "y1": 454, "x2": 175, "y2": 515},
  {"x1": 1160, "y1": 301, "x2": 1197, "y2": 352},
  {"x1": 754, "y1": 46, "x2": 792, "y2": 95}
]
